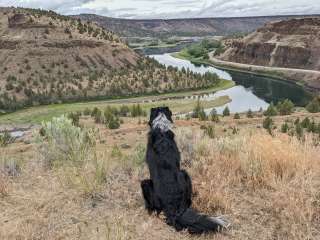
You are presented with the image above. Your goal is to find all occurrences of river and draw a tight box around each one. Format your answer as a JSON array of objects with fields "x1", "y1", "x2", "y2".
[{"x1": 151, "y1": 53, "x2": 311, "y2": 114}]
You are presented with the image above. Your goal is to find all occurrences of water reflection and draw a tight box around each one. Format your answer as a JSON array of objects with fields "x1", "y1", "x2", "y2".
[{"x1": 150, "y1": 53, "x2": 311, "y2": 113}]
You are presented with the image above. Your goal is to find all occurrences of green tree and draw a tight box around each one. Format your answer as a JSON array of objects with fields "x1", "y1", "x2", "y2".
[
  {"x1": 277, "y1": 99, "x2": 294, "y2": 115},
  {"x1": 222, "y1": 106, "x2": 230, "y2": 117},
  {"x1": 246, "y1": 109, "x2": 254, "y2": 118},
  {"x1": 306, "y1": 96, "x2": 320, "y2": 113},
  {"x1": 264, "y1": 102, "x2": 278, "y2": 116}
]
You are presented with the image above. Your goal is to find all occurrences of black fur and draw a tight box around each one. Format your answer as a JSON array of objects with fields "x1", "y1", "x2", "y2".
[{"x1": 141, "y1": 107, "x2": 227, "y2": 234}]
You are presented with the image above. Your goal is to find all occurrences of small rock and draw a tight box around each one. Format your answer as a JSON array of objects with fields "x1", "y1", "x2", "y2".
[{"x1": 120, "y1": 143, "x2": 131, "y2": 149}]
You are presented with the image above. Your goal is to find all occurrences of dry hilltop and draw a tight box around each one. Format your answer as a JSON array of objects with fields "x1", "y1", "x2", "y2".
[{"x1": 0, "y1": 8, "x2": 221, "y2": 112}]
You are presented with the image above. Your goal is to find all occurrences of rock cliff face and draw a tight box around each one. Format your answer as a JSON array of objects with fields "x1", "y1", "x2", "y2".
[{"x1": 219, "y1": 18, "x2": 320, "y2": 71}]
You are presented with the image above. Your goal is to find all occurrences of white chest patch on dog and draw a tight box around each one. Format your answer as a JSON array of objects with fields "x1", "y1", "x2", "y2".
[{"x1": 152, "y1": 113, "x2": 172, "y2": 132}]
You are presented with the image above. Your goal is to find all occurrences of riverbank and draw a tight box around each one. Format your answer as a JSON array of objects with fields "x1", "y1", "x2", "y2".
[
  {"x1": 0, "y1": 80, "x2": 233, "y2": 125},
  {"x1": 172, "y1": 50, "x2": 320, "y2": 93}
]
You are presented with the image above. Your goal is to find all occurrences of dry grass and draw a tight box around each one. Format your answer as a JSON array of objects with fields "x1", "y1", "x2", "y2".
[
  {"x1": 177, "y1": 128, "x2": 320, "y2": 239},
  {"x1": 1, "y1": 116, "x2": 320, "y2": 239},
  {"x1": 0, "y1": 174, "x2": 8, "y2": 197}
]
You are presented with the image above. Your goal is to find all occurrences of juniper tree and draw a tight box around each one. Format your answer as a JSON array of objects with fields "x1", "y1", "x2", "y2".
[{"x1": 222, "y1": 106, "x2": 230, "y2": 117}]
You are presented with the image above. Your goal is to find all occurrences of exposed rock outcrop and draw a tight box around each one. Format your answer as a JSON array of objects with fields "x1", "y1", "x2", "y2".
[{"x1": 219, "y1": 18, "x2": 320, "y2": 71}]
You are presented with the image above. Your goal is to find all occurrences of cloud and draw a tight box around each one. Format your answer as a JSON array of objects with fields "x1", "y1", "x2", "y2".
[{"x1": 0, "y1": 0, "x2": 319, "y2": 19}]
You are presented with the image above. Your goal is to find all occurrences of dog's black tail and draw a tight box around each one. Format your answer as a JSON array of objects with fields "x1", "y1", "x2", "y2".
[{"x1": 176, "y1": 208, "x2": 230, "y2": 234}]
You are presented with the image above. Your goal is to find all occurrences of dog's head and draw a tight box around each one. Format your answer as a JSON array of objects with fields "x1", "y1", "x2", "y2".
[{"x1": 149, "y1": 107, "x2": 173, "y2": 131}]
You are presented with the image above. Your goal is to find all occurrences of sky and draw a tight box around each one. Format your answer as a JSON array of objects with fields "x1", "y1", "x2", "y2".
[{"x1": 0, "y1": 0, "x2": 319, "y2": 19}]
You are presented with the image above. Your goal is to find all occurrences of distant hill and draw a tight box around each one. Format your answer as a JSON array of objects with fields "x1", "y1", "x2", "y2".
[
  {"x1": 74, "y1": 14, "x2": 320, "y2": 38},
  {"x1": 219, "y1": 17, "x2": 320, "y2": 71},
  {"x1": 0, "y1": 8, "x2": 222, "y2": 112}
]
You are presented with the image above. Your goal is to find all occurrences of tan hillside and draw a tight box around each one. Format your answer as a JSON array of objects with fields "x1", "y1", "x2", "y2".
[
  {"x1": 219, "y1": 18, "x2": 320, "y2": 71},
  {"x1": 0, "y1": 8, "x2": 221, "y2": 112}
]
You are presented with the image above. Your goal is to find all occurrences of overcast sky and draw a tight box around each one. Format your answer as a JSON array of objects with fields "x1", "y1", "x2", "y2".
[{"x1": 0, "y1": 0, "x2": 319, "y2": 19}]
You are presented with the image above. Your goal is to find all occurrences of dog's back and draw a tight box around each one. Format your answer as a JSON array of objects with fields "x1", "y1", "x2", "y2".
[{"x1": 141, "y1": 107, "x2": 229, "y2": 234}]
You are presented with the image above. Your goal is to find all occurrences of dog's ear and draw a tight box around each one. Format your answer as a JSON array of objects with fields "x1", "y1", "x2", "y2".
[
  {"x1": 163, "y1": 107, "x2": 173, "y2": 123},
  {"x1": 149, "y1": 108, "x2": 158, "y2": 126}
]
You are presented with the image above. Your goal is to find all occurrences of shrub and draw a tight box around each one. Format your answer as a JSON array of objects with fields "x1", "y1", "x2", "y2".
[
  {"x1": 107, "y1": 116, "x2": 120, "y2": 129},
  {"x1": 234, "y1": 113, "x2": 240, "y2": 119},
  {"x1": 306, "y1": 96, "x2": 320, "y2": 113},
  {"x1": 0, "y1": 154, "x2": 22, "y2": 177},
  {"x1": 131, "y1": 144, "x2": 146, "y2": 167},
  {"x1": 119, "y1": 105, "x2": 130, "y2": 117},
  {"x1": 198, "y1": 109, "x2": 208, "y2": 121},
  {"x1": 91, "y1": 107, "x2": 98, "y2": 116},
  {"x1": 67, "y1": 112, "x2": 81, "y2": 126},
  {"x1": 104, "y1": 108, "x2": 114, "y2": 124},
  {"x1": 130, "y1": 104, "x2": 145, "y2": 117},
  {"x1": 64, "y1": 27, "x2": 71, "y2": 34},
  {"x1": 264, "y1": 102, "x2": 278, "y2": 116},
  {"x1": 192, "y1": 100, "x2": 204, "y2": 119},
  {"x1": 93, "y1": 109, "x2": 104, "y2": 124},
  {"x1": 247, "y1": 109, "x2": 254, "y2": 118},
  {"x1": 307, "y1": 120, "x2": 317, "y2": 133},
  {"x1": 232, "y1": 127, "x2": 239, "y2": 135},
  {"x1": 281, "y1": 122, "x2": 289, "y2": 133},
  {"x1": 301, "y1": 117, "x2": 311, "y2": 129},
  {"x1": 83, "y1": 108, "x2": 91, "y2": 116},
  {"x1": 295, "y1": 123, "x2": 304, "y2": 140},
  {"x1": 210, "y1": 108, "x2": 220, "y2": 123},
  {"x1": 277, "y1": 99, "x2": 294, "y2": 115},
  {"x1": 204, "y1": 125, "x2": 215, "y2": 139},
  {"x1": 222, "y1": 106, "x2": 230, "y2": 117},
  {"x1": 0, "y1": 131, "x2": 13, "y2": 147},
  {"x1": 5, "y1": 82, "x2": 14, "y2": 91},
  {"x1": 36, "y1": 115, "x2": 96, "y2": 167},
  {"x1": 263, "y1": 117, "x2": 274, "y2": 135}
]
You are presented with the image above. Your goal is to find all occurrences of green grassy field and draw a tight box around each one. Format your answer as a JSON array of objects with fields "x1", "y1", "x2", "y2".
[{"x1": 0, "y1": 81, "x2": 234, "y2": 124}]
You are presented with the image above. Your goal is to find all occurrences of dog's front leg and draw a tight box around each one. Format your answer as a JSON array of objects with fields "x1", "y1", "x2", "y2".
[{"x1": 141, "y1": 179, "x2": 162, "y2": 215}]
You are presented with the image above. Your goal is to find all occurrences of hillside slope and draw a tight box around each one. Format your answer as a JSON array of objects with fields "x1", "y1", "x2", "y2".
[
  {"x1": 0, "y1": 8, "x2": 222, "y2": 112},
  {"x1": 75, "y1": 14, "x2": 320, "y2": 38},
  {"x1": 218, "y1": 18, "x2": 320, "y2": 71}
]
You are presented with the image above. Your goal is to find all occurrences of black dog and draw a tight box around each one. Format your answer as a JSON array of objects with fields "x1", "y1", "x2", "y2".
[{"x1": 141, "y1": 107, "x2": 229, "y2": 234}]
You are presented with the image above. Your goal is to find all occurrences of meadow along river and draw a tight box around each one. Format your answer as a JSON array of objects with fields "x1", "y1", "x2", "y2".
[{"x1": 151, "y1": 53, "x2": 312, "y2": 114}]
